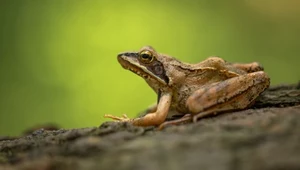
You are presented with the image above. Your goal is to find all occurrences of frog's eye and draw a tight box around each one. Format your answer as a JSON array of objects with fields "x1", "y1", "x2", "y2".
[{"x1": 139, "y1": 50, "x2": 154, "y2": 63}]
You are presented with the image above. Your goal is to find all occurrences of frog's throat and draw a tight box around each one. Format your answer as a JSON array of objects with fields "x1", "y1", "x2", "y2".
[{"x1": 119, "y1": 59, "x2": 167, "y2": 86}]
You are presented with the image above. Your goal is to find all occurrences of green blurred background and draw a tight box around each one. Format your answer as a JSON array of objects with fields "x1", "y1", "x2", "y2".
[{"x1": 0, "y1": 0, "x2": 299, "y2": 136}]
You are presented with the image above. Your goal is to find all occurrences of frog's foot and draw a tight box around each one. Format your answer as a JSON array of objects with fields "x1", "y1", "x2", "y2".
[
  {"x1": 158, "y1": 114, "x2": 192, "y2": 130},
  {"x1": 233, "y1": 62, "x2": 264, "y2": 73},
  {"x1": 104, "y1": 114, "x2": 132, "y2": 122}
]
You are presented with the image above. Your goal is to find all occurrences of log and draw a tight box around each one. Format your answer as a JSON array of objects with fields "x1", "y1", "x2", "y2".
[{"x1": 1, "y1": 83, "x2": 300, "y2": 170}]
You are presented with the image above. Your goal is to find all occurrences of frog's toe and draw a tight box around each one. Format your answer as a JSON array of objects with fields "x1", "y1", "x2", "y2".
[
  {"x1": 104, "y1": 114, "x2": 132, "y2": 122},
  {"x1": 121, "y1": 114, "x2": 129, "y2": 119}
]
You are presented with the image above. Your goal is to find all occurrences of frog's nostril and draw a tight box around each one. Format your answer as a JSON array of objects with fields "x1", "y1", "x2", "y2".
[
  {"x1": 118, "y1": 52, "x2": 138, "y2": 57},
  {"x1": 130, "y1": 52, "x2": 138, "y2": 57}
]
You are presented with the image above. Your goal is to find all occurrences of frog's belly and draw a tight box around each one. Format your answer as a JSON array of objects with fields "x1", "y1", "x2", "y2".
[
  {"x1": 172, "y1": 85, "x2": 199, "y2": 114},
  {"x1": 171, "y1": 94, "x2": 191, "y2": 115}
]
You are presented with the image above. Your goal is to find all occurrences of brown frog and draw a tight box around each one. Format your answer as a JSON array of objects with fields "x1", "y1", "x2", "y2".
[{"x1": 105, "y1": 46, "x2": 270, "y2": 129}]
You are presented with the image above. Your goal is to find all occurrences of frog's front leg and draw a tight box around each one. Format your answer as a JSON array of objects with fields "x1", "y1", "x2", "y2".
[
  {"x1": 187, "y1": 71, "x2": 270, "y2": 122},
  {"x1": 136, "y1": 103, "x2": 157, "y2": 118},
  {"x1": 105, "y1": 93, "x2": 172, "y2": 126}
]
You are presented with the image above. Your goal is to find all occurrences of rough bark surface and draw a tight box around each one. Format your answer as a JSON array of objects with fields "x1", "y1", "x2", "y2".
[{"x1": 1, "y1": 84, "x2": 300, "y2": 170}]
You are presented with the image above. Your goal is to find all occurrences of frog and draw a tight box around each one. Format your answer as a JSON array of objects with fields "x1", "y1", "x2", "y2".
[{"x1": 105, "y1": 46, "x2": 270, "y2": 129}]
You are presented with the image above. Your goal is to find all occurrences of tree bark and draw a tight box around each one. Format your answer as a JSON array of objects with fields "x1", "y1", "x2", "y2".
[{"x1": 1, "y1": 83, "x2": 300, "y2": 170}]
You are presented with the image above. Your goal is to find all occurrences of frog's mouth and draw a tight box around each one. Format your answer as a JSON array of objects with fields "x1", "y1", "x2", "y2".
[{"x1": 117, "y1": 53, "x2": 167, "y2": 85}]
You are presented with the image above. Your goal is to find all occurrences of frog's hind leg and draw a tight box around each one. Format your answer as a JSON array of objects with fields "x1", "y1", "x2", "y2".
[
  {"x1": 232, "y1": 62, "x2": 264, "y2": 73},
  {"x1": 187, "y1": 71, "x2": 270, "y2": 122},
  {"x1": 158, "y1": 114, "x2": 192, "y2": 130}
]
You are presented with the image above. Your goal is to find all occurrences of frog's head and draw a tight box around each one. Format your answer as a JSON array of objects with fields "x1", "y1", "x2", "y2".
[{"x1": 117, "y1": 46, "x2": 170, "y2": 90}]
